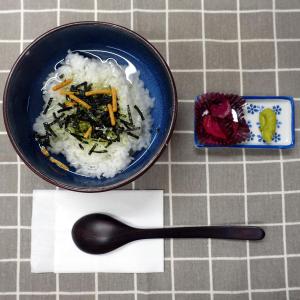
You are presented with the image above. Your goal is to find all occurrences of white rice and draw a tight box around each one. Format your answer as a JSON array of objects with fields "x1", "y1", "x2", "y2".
[{"x1": 33, "y1": 52, "x2": 153, "y2": 178}]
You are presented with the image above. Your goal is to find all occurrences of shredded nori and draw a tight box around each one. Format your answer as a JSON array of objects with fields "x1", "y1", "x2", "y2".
[
  {"x1": 127, "y1": 105, "x2": 133, "y2": 124},
  {"x1": 86, "y1": 83, "x2": 93, "y2": 91},
  {"x1": 69, "y1": 131, "x2": 88, "y2": 144},
  {"x1": 34, "y1": 133, "x2": 50, "y2": 147},
  {"x1": 57, "y1": 106, "x2": 73, "y2": 113},
  {"x1": 86, "y1": 110, "x2": 98, "y2": 122},
  {"x1": 69, "y1": 132, "x2": 84, "y2": 142},
  {"x1": 105, "y1": 140, "x2": 113, "y2": 148},
  {"x1": 120, "y1": 118, "x2": 132, "y2": 129},
  {"x1": 64, "y1": 115, "x2": 71, "y2": 129},
  {"x1": 134, "y1": 105, "x2": 145, "y2": 121},
  {"x1": 127, "y1": 132, "x2": 139, "y2": 139},
  {"x1": 50, "y1": 113, "x2": 58, "y2": 126},
  {"x1": 88, "y1": 143, "x2": 98, "y2": 155},
  {"x1": 75, "y1": 81, "x2": 88, "y2": 91},
  {"x1": 36, "y1": 81, "x2": 144, "y2": 157},
  {"x1": 70, "y1": 81, "x2": 92, "y2": 94},
  {"x1": 125, "y1": 126, "x2": 141, "y2": 132},
  {"x1": 43, "y1": 98, "x2": 53, "y2": 115},
  {"x1": 49, "y1": 113, "x2": 65, "y2": 127},
  {"x1": 91, "y1": 94, "x2": 112, "y2": 105},
  {"x1": 66, "y1": 94, "x2": 75, "y2": 102},
  {"x1": 43, "y1": 122, "x2": 57, "y2": 137},
  {"x1": 93, "y1": 150, "x2": 108, "y2": 154},
  {"x1": 94, "y1": 132, "x2": 109, "y2": 141},
  {"x1": 51, "y1": 113, "x2": 65, "y2": 128}
]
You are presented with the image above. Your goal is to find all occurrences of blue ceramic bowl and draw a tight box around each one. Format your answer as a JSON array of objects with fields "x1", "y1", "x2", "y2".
[{"x1": 3, "y1": 22, "x2": 177, "y2": 192}]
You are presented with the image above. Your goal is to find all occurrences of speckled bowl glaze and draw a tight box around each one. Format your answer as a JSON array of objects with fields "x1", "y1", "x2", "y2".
[{"x1": 3, "y1": 22, "x2": 177, "y2": 192}]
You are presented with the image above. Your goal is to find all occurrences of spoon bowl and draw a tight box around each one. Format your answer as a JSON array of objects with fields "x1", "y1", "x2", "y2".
[
  {"x1": 72, "y1": 214, "x2": 134, "y2": 254},
  {"x1": 72, "y1": 213, "x2": 265, "y2": 255}
]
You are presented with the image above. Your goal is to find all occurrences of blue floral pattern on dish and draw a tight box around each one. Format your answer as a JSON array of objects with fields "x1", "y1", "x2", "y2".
[
  {"x1": 272, "y1": 133, "x2": 281, "y2": 142},
  {"x1": 247, "y1": 132, "x2": 255, "y2": 141},
  {"x1": 257, "y1": 134, "x2": 265, "y2": 143},
  {"x1": 247, "y1": 104, "x2": 260, "y2": 114},
  {"x1": 276, "y1": 120, "x2": 282, "y2": 129},
  {"x1": 244, "y1": 101, "x2": 286, "y2": 146},
  {"x1": 257, "y1": 133, "x2": 281, "y2": 144},
  {"x1": 273, "y1": 105, "x2": 282, "y2": 115}
]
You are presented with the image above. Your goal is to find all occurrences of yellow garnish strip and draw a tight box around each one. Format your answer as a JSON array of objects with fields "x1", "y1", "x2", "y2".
[
  {"x1": 112, "y1": 88, "x2": 117, "y2": 112},
  {"x1": 68, "y1": 94, "x2": 91, "y2": 110},
  {"x1": 83, "y1": 126, "x2": 92, "y2": 139},
  {"x1": 49, "y1": 157, "x2": 69, "y2": 171},
  {"x1": 85, "y1": 89, "x2": 111, "y2": 96},
  {"x1": 107, "y1": 104, "x2": 116, "y2": 126},
  {"x1": 40, "y1": 146, "x2": 50, "y2": 157},
  {"x1": 64, "y1": 101, "x2": 76, "y2": 107},
  {"x1": 60, "y1": 90, "x2": 75, "y2": 96},
  {"x1": 52, "y1": 79, "x2": 72, "y2": 91}
]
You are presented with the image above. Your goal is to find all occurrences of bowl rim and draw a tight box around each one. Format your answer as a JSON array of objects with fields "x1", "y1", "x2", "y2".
[{"x1": 3, "y1": 21, "x2": 178, "y2": 192}]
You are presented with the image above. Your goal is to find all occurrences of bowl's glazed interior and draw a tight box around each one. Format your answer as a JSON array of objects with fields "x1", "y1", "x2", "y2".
[{"x1": 4, "y1": 22, "x2": 177, "y2": 191}]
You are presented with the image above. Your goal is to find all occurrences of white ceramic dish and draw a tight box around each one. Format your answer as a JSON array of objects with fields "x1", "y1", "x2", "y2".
[{"x1": 194, "y1": 96, "x2": 295, "y2": 149}]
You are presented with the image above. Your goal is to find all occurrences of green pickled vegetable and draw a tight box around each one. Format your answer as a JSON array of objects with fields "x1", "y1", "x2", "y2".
[
  {"x1": 78, "y1": 121, "x2": 90, "y2": 133},
  {"x1": 259, "y1": 108, "x2": 276, "y2": 143}
]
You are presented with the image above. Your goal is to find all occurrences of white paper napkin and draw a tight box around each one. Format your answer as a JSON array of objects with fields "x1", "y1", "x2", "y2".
[{"x1": 31, "y1": 190, "x2": 164, "y2": 273}]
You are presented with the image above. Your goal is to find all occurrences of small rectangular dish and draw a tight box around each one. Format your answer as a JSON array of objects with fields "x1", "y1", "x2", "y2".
[{"x1": 194, "y1": 95, "x2": 295, "y2": 149}]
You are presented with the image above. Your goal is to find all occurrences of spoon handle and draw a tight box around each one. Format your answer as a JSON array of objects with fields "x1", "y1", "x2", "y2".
[{"x1": 135, "y1": 226, "x2": 265, "y2": 240}]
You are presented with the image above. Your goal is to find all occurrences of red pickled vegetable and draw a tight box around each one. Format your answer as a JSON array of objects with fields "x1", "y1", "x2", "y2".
[
  {"x1": 195, "y1": 93, "x2": 250, "y2": 145},
  {"x1": 203, "y1": 115, "x2": 227, "y2": 139},
  {"x1": 210, "y1": 99, "x2": 231, "y2": 119}
]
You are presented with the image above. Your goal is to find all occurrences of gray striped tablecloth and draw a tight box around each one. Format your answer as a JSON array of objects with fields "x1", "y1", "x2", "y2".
[{"x1": 1, "y1": 0, "x2": 300, "y2": 299}]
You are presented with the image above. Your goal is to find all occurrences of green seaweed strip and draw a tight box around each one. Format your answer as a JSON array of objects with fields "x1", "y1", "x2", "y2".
[
  {"x1": 125, "y1": 126, "x2": 141, "y2": 132},
  {"x1": 88, "y1": 143, "x2": 98, "y2": 155},
  {"x1": 127, "y1": 132, "x2": 139, "y2": 139},
  {"x1": 49, "y1": 113, "x2": 65, "y2": 126},
  {"x1": 120, "y1": 118, "x2": 132, "y2": 129},
  {"x1": 43, "y1": 123, "x2": 57, "y2": 137},
  {"x1": 93, "y1": 150, "x2": 108, "y2": 153},
  {"x1": 127, "y1": 105, "x2": 133, "y2": 124},
  {"x1": 64, "y1": 116, "x2": 70, "y2": 129},
  {"x1": 43, "y1": 98, "x2": 53, "y2": 115},
  {"x1": 34, "y1": 132, "x2": 50, "y2": 147},
  {"x1": 134, "y1": 105, "x2": 145, "y2": 121},
  {"x1": 70, "y1": 132, "x2": 84, "y2": 142},
  {"x1": 57, "y1": 106, "x2": 73, "y2": 113},
  {"x1": 86, "y1": 111, "x2": 98, "y2": 122},
  {"x1": 105, "y1": 140, "x2": 113, "y2": 148}
]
